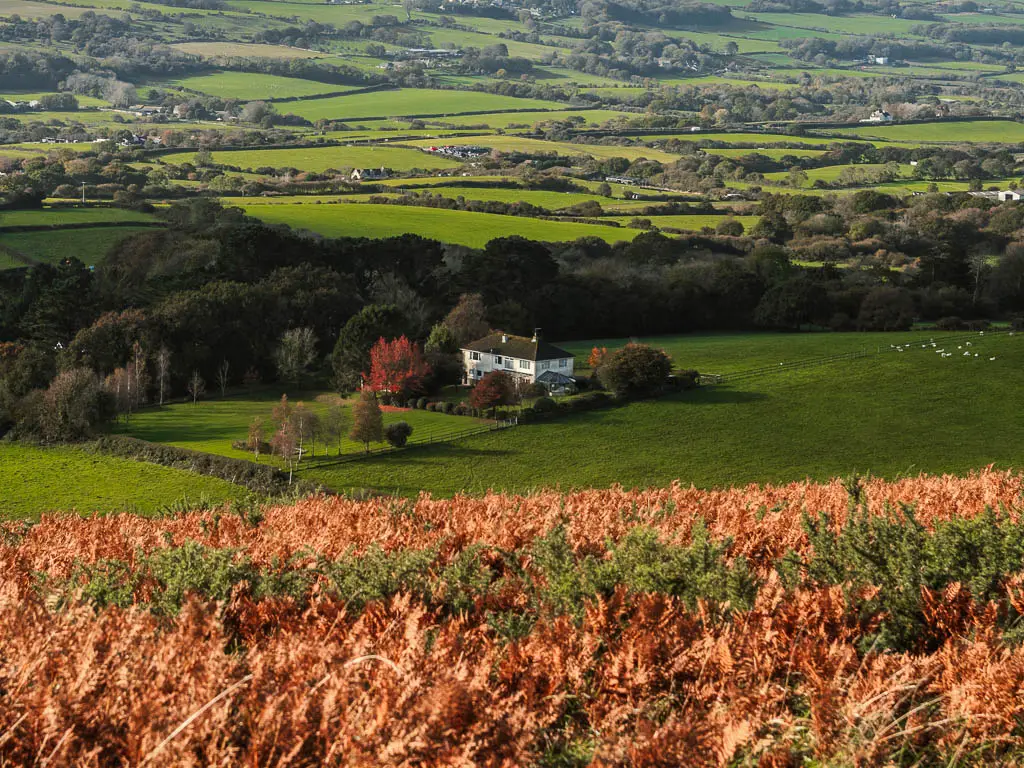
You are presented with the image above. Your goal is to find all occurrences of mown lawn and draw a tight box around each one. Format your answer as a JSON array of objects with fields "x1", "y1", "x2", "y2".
[
  {"x1": 0, "y1": 443, "x2": 242, "y2": 520},
  {"x1": 113, "y1": 389, "x2": 484, "y2": 463},
  {"x1": 301, "y1": 332, "x2": 1024, "y2": 496},
  {"x1": 239, "y1": 202, "x2": 643, "y2": 246}
]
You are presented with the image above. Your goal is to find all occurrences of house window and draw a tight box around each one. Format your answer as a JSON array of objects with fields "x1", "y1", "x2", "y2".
[
  {"x1": 540, "y1": 361, "x2": 549, "y2": 370},
  {"x1": 519, "y1": 360, "x2": 531, "y2": 370},
  {"x1": 495, "y1": 355, "x2": 503, "y2": 365},
  {"x1": 559, "y1": 359, "x2": 567, "y2": 368},
  {"x1": 505, "y1": 358, "x2": 514, "y2": 369},
  {"x1": 469, "y1": 351, "x2": 480, "y2": 361}
]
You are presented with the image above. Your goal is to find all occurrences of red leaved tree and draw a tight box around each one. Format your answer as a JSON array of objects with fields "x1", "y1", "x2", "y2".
[
  {"x1": 365, "y1": 336, "x2": 431, "y2": 403},
  {"x1": 588, "y1": 346, "x2": 609, "y2": 370},
  {"x1": 469, "y1": 371, "x2": 516, "y2": 416}
]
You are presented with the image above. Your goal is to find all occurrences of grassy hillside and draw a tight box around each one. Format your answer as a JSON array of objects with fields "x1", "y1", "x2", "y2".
[
  {"x1": 239, "y1": 202, "x2": 644, "y2": 245},
  {"x1": 0, "y1": 443, "x2": 241, "y2": 519},
  {"x1": 302, "y1": 332, "x2": 1023, "y2": 496}
]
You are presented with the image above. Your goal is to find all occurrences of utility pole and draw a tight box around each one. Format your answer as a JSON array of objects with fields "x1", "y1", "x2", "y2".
[{"x1": 80, "y1": 181, "x2": 86, "y2": 204}]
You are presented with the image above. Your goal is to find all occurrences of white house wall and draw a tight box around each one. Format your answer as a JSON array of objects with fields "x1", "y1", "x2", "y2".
[{"x1": 462, "y1": 350, "x2": 574, "y2": 383}]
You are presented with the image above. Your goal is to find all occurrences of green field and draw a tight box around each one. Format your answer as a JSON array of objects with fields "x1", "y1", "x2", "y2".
[
  {"x1": 828, "y1": 120, "x2": 1024, "y2": 143},
  {"x1": 114, "y1": 389, "x2": 483, "y2": 462},
  {"x1": 0, "y1": 226, "x2": 156, "y2": 268},
  {"x1": 240, "y1": 202, "x2": 643, "y2": 245},
  {"x1": 0, "y1": 208, "x2": 158, "y2": 227},
  {"x1": 0, "y1": 443, "x2": 242, "y2": 520},
  {"x1": 164, "y1": 145, "x2": 461, "y2": 172},
  {"x1": 166, "y1": 72, "x2": 355, "y2": 100},
  {"x1": 282, "y1": 89, "x2": 567, "y2": 122},
  {"x1": 300, "y1": 331, "x2": 1024, "y2": 496}
]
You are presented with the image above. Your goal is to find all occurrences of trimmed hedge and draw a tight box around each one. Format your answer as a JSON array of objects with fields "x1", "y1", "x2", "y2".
[{"x1": 93, "y1": 435, "x2": 323, "y2": 496}]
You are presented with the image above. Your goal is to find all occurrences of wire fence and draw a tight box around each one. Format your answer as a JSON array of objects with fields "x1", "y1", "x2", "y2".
[{"x1": 300, "y1": 417, "x2": 518, "y2": 469}]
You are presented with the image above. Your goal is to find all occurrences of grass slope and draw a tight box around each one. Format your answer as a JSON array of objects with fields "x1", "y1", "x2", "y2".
[
  {"x1": 283, "y1": 89, "x2": 566, "y2": 121},
  {"x1": 303, "y1": 332, "x2": 1023, "y2": 496},
  {"x1": 239, "y1": 202, "x2": 643, "y2": 245},
  {"x1": 167, "y1": 72, "x2": 355, "y2": 100},
  {"x1": 114, "y1": 390, "x2": 482, "y2": 461},
  {"x1": 165, "y1": 145, "x2": 461, "y2": 172},
  {"x1": 0, "y1": 226, "x2": 154, "y2": 268},
  {"x1": 0, "y1": 443, "x2": 241, "y2": 520}
]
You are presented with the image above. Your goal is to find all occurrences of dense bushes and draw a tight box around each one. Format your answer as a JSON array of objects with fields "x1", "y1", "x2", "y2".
[
  {"x1": 597, "y1": 343, "x2": 673, "y2": 396},
  {"x1": 93, "y1": 435, "x2": 321, "y2": 495}
]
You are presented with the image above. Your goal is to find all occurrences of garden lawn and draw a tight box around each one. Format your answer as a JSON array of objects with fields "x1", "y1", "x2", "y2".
[
  {"x1": 113, "y1": 389, "x2": 485, "y2": 462},
  {"x1": 301, "y1": 332, "x2": 1023, "y2": 496},
  {"x1": 0, "y1": 443, "x2": 242, "y2": 520},
  {"x1": 239, "y1": 202, "x2": 644, "y2": 246}
]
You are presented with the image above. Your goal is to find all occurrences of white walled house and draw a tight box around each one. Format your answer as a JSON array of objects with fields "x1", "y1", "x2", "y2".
[{"x1": 462, "y1": 331, "x2": 574, "y2": 387}]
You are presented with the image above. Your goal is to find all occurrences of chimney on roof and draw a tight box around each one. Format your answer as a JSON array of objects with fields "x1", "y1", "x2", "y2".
[
  {"x1": 501, "y1": 333, "x2": 508, "y2": 343},
  {"x1": 531, "y1": 328, "x2": 541, "y2": 343}
]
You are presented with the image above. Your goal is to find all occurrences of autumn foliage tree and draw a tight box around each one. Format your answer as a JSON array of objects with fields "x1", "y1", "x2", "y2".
[
  {"x1": 365, "y1": 336, "x2": 431, "y2": 403},
  {"x1": 349, "y1": 389, "x2": 383, "y2": 453},
  {"x1": 588, "y1": 346, "x2": 609, "y2": 370},
  {"x1": 469, "y1": 371, "x2": 516, "y2": 416}
]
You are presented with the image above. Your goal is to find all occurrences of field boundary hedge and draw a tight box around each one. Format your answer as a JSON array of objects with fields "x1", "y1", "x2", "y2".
[{"x1": 93, "y1": 435, "x2": 324, "y2": 496}]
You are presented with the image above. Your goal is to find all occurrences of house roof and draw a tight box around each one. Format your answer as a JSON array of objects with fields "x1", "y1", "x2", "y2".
[
  {"x1": 463, "y1": 332, "x2": 574, "y2": 362},
  {"x1": 536, "y1": 370, "x2": 575, "y2": 385}
]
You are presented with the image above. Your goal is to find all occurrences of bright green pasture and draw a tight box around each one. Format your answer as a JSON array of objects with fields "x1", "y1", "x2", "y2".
[
  {"x1": 602, "y1": 214, "x2": 761, "y2": 231},
  {"x1": 113, "y1": 389, "x2": 480, "y2": 462},
  {"x1": 240, "y1": 202, "x2": 643, "y2": 246},
  {"x1": 829, "y1": 120, "x2": 1024, "y2": 143},
  {"x1": 0, "y1": 443, "x2": 242, "y2": 520},
  {"x1": 0, "y1": 208, "x2": 157, "y2": 227},
  {"x1": 0, "y1": 226, "x2": 155, "y2": 268},
  {"x1": 167, "y1": 72, "x2": 353, "y2": 100},
  {"x1": 164, "y1": 145, "x2": 460, "y2": 172},
  {"x1": 283, "y1": 89, "x2": 566, "y2": 121},
  {"x1": 302, "y1": 332, "x2": 1024, "y2": 496},
  {"x1": 404, "y1": 136, "x2": 682, "y2": 163},
  {"x1": 761, "y1": 163, "x2": 909, "y2": 185}
]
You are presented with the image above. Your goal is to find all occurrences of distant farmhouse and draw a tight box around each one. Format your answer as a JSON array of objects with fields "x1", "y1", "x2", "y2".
[
  {"x1": 351, "y1": 167, "x2": 392, "y2": 181},
  {"x1": 462, "y1": 331, "x2": 575, "y2": 392},
  {"x1": 860, "y1": 110, "x2": 893, "y2": 123}
]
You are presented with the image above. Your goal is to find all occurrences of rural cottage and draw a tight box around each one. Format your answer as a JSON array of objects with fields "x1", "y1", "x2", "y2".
[{"x1": 462, "y1": 331, "x2": 575, "y2": 391}]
